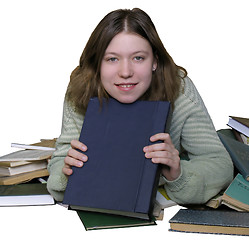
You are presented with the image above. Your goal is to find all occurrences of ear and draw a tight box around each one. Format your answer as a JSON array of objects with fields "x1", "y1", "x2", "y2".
[{"x1": 152, "y1": 57, "x2": 158, "y2": 71}]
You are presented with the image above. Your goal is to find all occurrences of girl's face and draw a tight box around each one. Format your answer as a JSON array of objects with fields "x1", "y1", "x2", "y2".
[{"x1": 100, "y1": 32, "x2": 157, "y2": 104}]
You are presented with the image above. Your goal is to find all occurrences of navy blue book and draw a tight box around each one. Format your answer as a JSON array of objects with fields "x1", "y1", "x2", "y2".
[{"x1": 63, "y1": 97, "x2": 171, "y2": 220}]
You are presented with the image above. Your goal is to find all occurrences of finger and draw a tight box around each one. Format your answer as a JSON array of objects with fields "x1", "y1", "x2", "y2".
[
  {"x1": 65, "y1": 155, "x2": 84, "y2": 168},
  {"x1": 67, "y1": 148, "x2": 88, "y2": 162},
  {"x1": 143, "y1": 142, "x2": 171, "y2": 153},
  {"x1": 150, "y1": 133, "x2": 172, "y2": 144},
  {"x1": 62, "y1": 164, "x2": 73, "y2": 176},
  {"x1": 71, "y1": 139, "x2": 87, "y2": 152},
  {"x1": 151, "y1": 157, "x2": 172, "y2": 165},
  {"x1": 145, "y1": 149, "x2": 171, "y2": 159}
]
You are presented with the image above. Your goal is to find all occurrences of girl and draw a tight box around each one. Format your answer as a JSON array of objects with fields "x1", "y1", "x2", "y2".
[{"x1": 47, "y1": 8, "x2": 233, "y2": 204}]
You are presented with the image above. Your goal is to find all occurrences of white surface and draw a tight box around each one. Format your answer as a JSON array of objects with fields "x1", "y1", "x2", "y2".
[
  {"x1": 0, "y1": 204, "x2": 248, "y2": 240},
  {"x1": 0, "y1": 1, "x2": 248, "y2": 239}
]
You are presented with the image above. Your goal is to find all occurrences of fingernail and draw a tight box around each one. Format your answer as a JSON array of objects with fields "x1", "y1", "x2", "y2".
[
  {"x1": 82, "y1": 146, "x2": 87, "y2": 151},
  {"x1": 77, "y1": 161, "x2": 83, "y2": 167},
  {"x1": 81, "y1": 156, "x2": 87, "y2": 161}
]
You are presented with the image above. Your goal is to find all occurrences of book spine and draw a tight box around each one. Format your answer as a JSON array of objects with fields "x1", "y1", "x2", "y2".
[{"x1": 134, "y1": 101, "x2": 171, "y2": 217}]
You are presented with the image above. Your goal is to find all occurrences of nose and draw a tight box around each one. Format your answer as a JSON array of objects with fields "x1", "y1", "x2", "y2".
[{"x1": 118, "y1": 60, "x2": 133, "y2": 79}]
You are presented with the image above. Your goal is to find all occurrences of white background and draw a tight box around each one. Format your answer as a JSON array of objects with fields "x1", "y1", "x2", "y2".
[{"x1": 0, "y1": 1, "x2": 248, "y2": 239}]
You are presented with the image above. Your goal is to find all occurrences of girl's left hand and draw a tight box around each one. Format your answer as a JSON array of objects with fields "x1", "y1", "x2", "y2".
[{"x1": 143, "y1": 133, "x2": 181, "y2": 181}]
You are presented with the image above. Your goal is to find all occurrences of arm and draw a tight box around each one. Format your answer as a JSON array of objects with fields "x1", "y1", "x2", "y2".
[
  {"x1": 47, "y1": 100, "x2": 84, "y2": 201},
  {"x1": 146, "y1": 78, "x2": 233, "y2": 205}
]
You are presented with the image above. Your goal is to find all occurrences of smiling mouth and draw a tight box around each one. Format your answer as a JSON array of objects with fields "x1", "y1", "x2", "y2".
[{"x1": 115, "y1": 83, "x2": 137, "y2": 88}]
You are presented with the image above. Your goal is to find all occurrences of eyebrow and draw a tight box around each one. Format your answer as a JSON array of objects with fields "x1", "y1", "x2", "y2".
[{"x1": 104, "y1": 50, "x2": 150, "y2": 56}]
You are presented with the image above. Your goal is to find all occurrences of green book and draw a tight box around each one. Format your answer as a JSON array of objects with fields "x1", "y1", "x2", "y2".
[
  {"x1": 0, "y1": 183, "x2": 55, "y2": 206},
  {"x1": 76, "y1": 210, "x2": 156, "y2": 231},
  {"x1": 222, "y1": 173, "x2": 249, "y2": 211}
]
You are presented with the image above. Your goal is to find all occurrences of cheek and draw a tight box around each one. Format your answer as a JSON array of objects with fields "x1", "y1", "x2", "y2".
[
  {"x1": 100, "y1": 61, "x2": 117, "y2": 75},
  {"x1": 137, "y1": 67, "x2": 153, "y2": 85},
  {"x1": 100, "y1": 65, "x2": 112, "y2": 85}
]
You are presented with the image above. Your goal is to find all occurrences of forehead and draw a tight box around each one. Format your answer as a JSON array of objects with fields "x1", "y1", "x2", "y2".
[{"x1": 105, "y1": 32, "x2": 152, "y2": 54}]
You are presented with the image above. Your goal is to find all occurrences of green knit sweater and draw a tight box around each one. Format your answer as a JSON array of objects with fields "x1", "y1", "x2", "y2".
[{"x1": 47, "y1": 76, "x2": 233, "y2": 204}]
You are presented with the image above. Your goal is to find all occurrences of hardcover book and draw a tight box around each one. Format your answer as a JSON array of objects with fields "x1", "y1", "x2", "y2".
[
  {"x1": 63, "y1": 98, "x2": 171, "y2": 220},
  {"x1": 0, "y1": 168, "x2": 49, "y2": 185},
  {"x1": 76, "y1": 210, "x2": 156, "y2": 231},
  {"x1": 218, "y1": 130, "x2": 249, "y2": 181},
  {"x1": 206, "y1": 173, "x2": 249, "y2": 211},
  {"x1": 0, "y1": 183, "x2": 55, "y2": 206},
  {"x1": 222, "y1": 173, "x2": 249, "y2": 211},
  {"x1": 0, "y1": 149, "x2": 54, "y2": 162},
  {"x1": 0, "y1": 161, "x2": 47, "y2": 176},
  {"x1": 169, "y1": 208, "x2": 249, "y2": 236}
]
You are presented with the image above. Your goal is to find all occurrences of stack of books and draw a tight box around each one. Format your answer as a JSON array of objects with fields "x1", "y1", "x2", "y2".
[
  {"x1": 169, "y1": 117, "x2": 249, "y2": 236},
  {"x1": 0, "y1": 139, "x2": 56, "y2": 185},
  {"x1": 205, "y1": 118, "x2": 249, "y2": 211}
]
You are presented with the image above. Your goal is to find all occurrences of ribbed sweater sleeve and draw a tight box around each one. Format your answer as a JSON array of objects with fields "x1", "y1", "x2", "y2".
[{"x1": 163, "y1": 77, "x2": 233, "y2": 204}]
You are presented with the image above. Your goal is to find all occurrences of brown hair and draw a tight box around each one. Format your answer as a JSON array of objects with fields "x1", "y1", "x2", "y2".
[{"x1": 66, "y1": 8, "x2": 187, "y2": 113}]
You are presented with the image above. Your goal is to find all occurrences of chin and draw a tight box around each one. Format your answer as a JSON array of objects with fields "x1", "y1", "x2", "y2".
[{"x1": 114, "y1": 96, "x2": 139, "y2": 104}]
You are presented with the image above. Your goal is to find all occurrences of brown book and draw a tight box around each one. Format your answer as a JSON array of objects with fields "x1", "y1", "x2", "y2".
[
  {"x1": 0, "y1": 161, "x2": 30, "y2": 168},
  {"x1": 0, "y1": 149, "x2": 54, "y2": 162},
  {"x1": 0, "y1": 168, "x2": 49, "y2": 185},
  {"x1": 0, "y1": 161, "x2": 47, "y2": 177}
]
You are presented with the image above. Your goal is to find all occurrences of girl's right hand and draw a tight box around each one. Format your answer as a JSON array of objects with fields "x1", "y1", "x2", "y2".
[{"x1": 62, "y1": 139, "x2": 88, "y2": 176}]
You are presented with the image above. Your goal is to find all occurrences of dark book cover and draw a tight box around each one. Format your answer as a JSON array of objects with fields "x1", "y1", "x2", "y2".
[
  {"x1": 169, "y1": 208, "x2": 249, "y2": 236},
  {"x1": 63, "y1": 98, "x2": 171, "y2": 220},
  {"x1": 77, "y1": 210, "x2": 156, "y2": 231},
  {"x1": 218, "y1": 131, "x2": 249, "y2": 181}
]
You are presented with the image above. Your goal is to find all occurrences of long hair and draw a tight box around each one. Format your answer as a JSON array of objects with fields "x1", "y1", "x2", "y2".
[{"x1": 66, "y1": 8, "x2": 187, "y2": 113}]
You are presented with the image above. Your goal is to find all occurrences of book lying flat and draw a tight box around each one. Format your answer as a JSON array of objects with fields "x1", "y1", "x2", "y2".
[
  {"x1": 218, "y1": 130, "x2": 249, "y2": 181},
  {"x1": 0, "y1": 183, "x2": 55, "y2": 206},
  {"x1": 11, "y1": 138, "x2": 56, "y2": 151},
  {"x1": 0, "y1": 161, "x2": 47, "y2": 176},
  {"x1": 63, "y1": 98, "x2": 171, "y2": 220},
  {"x1": 0, "y1": 161, "x2": 30, "y2": 168},
  {"x1": 76, "y1": 210, "x2": 156, "y2": 231},
  {"x1": 0, "y1": 168, "x2": 49, "y2": 185},
  {"x1": 0, "y1": 149, "x2": 55, "y2": 162},
  {"x1": 222, "y1": 173, "x2": 249, "y2": 211},
  {"x1": 169, "y1": 208, "x2": 249, "y2": 236}
]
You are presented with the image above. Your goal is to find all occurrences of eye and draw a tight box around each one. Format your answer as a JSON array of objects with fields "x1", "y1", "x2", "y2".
[
  {"x1": 134, "y1": 56, "x2": 144, "y2": 61},
  {"x1": 107, "y1": 57, "x2": 118, "y2": 62}
]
